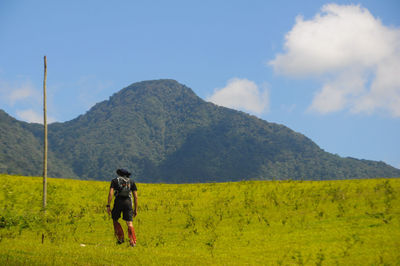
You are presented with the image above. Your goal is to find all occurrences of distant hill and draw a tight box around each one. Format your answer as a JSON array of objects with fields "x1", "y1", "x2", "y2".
[
  {"x1": 0, "y1": 110, "x2": 75, "y2": 178},
  {"x1": 1, "y1": 79, "x2": 399, "y2": 182}
]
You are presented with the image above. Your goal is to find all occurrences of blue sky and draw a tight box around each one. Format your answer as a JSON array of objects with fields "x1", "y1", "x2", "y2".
[{"x1": 1, "y1": 0, "x2": 399, "y2": 169}]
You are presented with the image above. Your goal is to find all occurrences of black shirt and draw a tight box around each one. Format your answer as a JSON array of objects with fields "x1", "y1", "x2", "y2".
[{"x1": 110, "y1": 177, "x2": 137, "y2": 194}]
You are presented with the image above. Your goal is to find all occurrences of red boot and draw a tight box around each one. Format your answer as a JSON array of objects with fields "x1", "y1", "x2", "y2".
[
  {"x1": 113, "y1": 220, "x2": 124, "y2": 244},
  {"x1": 128, "y1": 225, "x2": 137, "y2": 246}
]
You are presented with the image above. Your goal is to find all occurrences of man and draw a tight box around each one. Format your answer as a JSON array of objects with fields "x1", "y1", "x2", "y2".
[{"x1": 107, "y1": 168, "x2": 138, "y2": 247}]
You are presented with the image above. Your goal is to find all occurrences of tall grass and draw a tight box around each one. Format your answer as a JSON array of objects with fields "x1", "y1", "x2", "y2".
[{"x1": 0, "y1": 174, "x2": 399, "y2": 265}]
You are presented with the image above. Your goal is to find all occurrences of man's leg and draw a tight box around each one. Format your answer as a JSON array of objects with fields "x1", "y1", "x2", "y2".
[
  {"x1": 113, "y1": 219, "x2": 124, "y2": 243},
  {"x1": 126, "y1": 221, "x2": 137, "y2": 246}
]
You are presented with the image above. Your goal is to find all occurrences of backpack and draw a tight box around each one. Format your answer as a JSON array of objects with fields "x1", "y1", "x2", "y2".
[{"x1": 115, "y1": 176, "x2": 131, "y2": 198}]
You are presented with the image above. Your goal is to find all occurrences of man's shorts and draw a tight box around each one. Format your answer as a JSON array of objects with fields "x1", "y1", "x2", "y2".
[{"x1": 111, "y1": 197, "x2": 133, "y2": 221}]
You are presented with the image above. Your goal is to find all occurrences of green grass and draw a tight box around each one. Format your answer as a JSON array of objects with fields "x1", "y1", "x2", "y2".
[{"x1": 1, "y1": 174, "x2": 399, "y2": 265}]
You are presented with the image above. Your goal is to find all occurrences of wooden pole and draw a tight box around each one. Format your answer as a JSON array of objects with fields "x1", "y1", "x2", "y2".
[{"x1": 43, "y1": 55, "x2": 48, "y2": 212}]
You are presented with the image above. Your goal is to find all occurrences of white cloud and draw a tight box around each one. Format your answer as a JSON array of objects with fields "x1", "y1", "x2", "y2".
[
  {"x1": 353, "y1": 56, "x2": 400, "y2": 116},
  {"x1": 309, "y1": 69, "x2": 366, "y2": 113},
  {"x1": 16, "y1": 109, "x2": 42, "y2": 124},
  {"x1": 269, "y1": 4, "x2": 400, "y2": 117},
  {"x1": 16, "y1": 109, "x2": 56, "y2": 124},
  {"x1": 9, "y1": 85, "x2": 37, "y2": 105},
  {"x1": 207, "y1": 78, "x2": 269, "y2": 114},
  {"x1": 0, "y1": 77, "x2": 58, "y2": 123},
  {"x1": 0, "y1": 79, "x2": 41, "y2": 106}
]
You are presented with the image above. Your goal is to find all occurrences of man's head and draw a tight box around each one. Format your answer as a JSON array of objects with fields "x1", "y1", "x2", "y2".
[{"x1": 116, "y1": 168, "x2": 131, "y2": 177}]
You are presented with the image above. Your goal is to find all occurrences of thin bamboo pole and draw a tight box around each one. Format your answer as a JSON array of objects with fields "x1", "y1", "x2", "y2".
[{"x1": 43, "y1": 55, "x2": 48, "y2": 212}]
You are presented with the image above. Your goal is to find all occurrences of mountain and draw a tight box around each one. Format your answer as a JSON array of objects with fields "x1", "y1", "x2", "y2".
[
  {"x1": 0, "y1": 110, "x2": 76, "y2": 178},
  {"x1": 1, "y1": 79, "x2": 399, "y2": 182}
]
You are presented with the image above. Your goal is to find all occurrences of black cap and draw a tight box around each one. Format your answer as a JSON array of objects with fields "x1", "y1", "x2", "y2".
[{"x1": 116, "y1": 168, "x2": 131, "y2": 177}]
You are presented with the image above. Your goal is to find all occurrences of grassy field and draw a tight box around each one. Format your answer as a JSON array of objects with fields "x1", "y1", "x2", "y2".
[{"x1": 0, "y1": 174, "x2": 399, "y2": 265}]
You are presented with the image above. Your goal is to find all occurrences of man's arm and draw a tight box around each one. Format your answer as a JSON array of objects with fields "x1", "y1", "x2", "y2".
[
  {"x1": 107, "y1": 187, "x2": 114, "y2": 216},
  {"x1": 132, "y1": 190, "x2": 138, "y2": 217}
]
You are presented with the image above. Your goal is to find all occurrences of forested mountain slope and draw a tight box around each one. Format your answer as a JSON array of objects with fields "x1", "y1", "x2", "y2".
[{"x1": 1, "y1": 79, "x2": 399, "y2": 182}]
